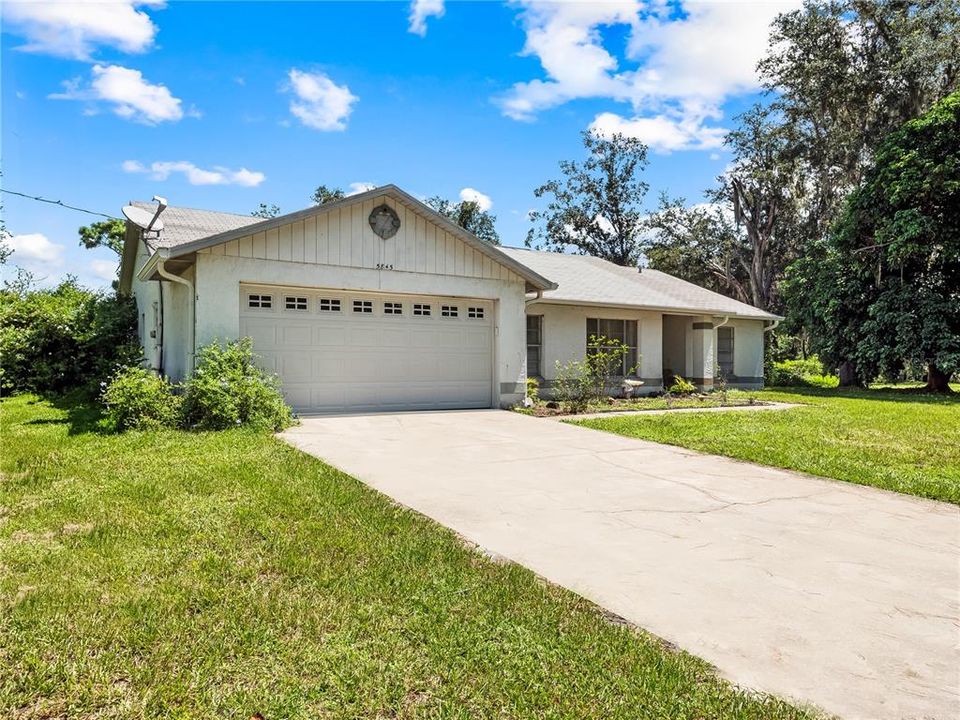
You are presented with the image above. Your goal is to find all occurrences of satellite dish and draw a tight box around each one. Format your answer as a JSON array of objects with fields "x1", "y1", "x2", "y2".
[{"x1": 122, "y1": 204, "x2": 165, "y2": 232}]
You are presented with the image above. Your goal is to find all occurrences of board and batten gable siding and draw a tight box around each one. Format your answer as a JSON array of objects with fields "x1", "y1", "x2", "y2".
[{"x1": 196, "y1": 196, "x2": 522, "y2": 285}]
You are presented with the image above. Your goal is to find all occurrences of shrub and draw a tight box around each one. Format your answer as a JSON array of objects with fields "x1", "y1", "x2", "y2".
[
  {"x1": 0, "y1": 278, "x2": 139, "y2": 395},
  {"x1": 767, "y1": 355, "x2": 839, "y2": 387},
  {"x1": 668, "y1": 375, "x2": 696, "y2": 394},
  {"x1": 101, "y1": 366, "x2": 180, "y2": 431},
  {"x1": 181, "y1": 339, "x2": 293, "y2": 431},
  {"x1": 552, "y1": 358, "x2": 593, "y2": 413},
  {"x1": 525, "y1": 376, "x2": 540, "y2": 402}
]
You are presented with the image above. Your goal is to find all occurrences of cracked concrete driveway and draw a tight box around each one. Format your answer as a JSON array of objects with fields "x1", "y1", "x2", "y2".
[{"x1": 282, "y1": 409, "x2": 960, "y2": 720}]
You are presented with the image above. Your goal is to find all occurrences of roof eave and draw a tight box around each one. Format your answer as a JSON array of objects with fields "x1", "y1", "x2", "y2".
[{"x1": 527, "y1": 296, "x2": 781, "y2": 321}]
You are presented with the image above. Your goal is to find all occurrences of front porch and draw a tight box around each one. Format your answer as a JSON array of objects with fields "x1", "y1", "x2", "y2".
[{"x1": 525, "y1": 303, "x2": 767, "y2": 397}]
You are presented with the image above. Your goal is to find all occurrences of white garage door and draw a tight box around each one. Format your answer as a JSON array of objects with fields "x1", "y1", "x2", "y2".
[{"x1": 239, "y1": 284, "x2": 494, "y2": 413}]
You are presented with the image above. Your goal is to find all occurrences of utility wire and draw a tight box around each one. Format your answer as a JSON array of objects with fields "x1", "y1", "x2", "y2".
[{"x1": 1, "y1": 188, "x2": 117, "y2": 219}]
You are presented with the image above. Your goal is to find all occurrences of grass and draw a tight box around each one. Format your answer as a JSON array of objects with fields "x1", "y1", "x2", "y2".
[
  {"x1": 0, "y1": 394, "x2": 814, "y2": 719},
  {"x1": 573, "y1": 386, "x2": 960, "y2": 504}
]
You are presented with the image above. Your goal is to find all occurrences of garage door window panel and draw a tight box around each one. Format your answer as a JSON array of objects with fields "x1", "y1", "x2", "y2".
[
  {"x1": 353, "y1": 300, "x2": 373, "y2": 314},
  {"x1": 441, "y1": 305, "x2": 459, "y2": 318},
  {"x1": 248, "y1": 293, "x2": 273, "y2": 309},
  {"x1": 384, "y1": 302, "x2": 403, "y2": 315},
  {"x1": 319, "y1": 298, "x2": 341, "y2": 312},
  {"x1": 284, "y1": 296, "x2": 308, "y2": 311},
  {"x1": 413, "y1": 304, "x2": 431, "y2": 317}
]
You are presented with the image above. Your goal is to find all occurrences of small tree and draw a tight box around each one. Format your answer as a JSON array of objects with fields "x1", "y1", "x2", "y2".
[
  {"x1": 311, "y1": 185, "x2": 345, "y2": 206},
  {"x1": 251, "y1": 203, "x2": 281, "y2": 219},
  {"x1": 552, "y1": 336, "x2": 635, "y2": 413},
  {"x1": 528, "y1": 130, "x2": 650, "y2": 266},
  {"x1": 425, "y1": 196, "x2": 500, "y2": 244}
]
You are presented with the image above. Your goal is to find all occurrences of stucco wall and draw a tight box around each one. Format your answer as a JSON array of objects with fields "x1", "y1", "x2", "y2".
[
  {"x1": 722, "y1": 318, "x2": 766, "y2": 388},
  {"x1": 525, "y1": 302, "x2": 664, "y2": 394},
  {"x1": 194, "y1": 253, "x2": 528, "y2": 406}
]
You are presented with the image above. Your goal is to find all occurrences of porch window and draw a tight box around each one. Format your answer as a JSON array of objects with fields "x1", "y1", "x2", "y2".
[
  {"x1": 717, "y1": 326, "x2": 735, "y2": 378},
  {"x1": 586, "y1": 318, "x2": 638, "y2": 377},
  {"x1": 526, "y1": 315, "x2": 542, "y2": 378}
]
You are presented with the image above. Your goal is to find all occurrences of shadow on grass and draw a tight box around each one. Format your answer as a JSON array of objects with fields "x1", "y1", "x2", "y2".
[
  {"x1": 768, "y1": 384, "x2": 960, "y2": 405},
  {"x1": 26, "y1": 390, "x2": 110, "y2": 436}
]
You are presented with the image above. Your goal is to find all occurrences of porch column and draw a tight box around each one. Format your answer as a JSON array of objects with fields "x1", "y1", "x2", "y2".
[{"x1": 691, "y1": 317, "x2": 715, "y2": 390}]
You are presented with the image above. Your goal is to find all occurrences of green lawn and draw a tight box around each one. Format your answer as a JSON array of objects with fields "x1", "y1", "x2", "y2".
[
  {"x1": 0, "y1": 394, "x2": 813, "y2": 719},
  {"x1": 573, "y1": 387, "x2": 960, "y2": 504}
]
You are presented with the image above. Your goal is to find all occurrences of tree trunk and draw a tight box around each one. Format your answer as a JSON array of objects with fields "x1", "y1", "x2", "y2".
[
  {"x1": 837, "y1": 360, "x2": 860, "y2": 387},
  {"x1": 925, "y1": 364, "x2": 954, "y2": 393}
]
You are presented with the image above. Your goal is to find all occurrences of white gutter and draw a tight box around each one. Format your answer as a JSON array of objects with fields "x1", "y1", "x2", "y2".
[{"x1": 154, "y1": 250, "x2": 196, "y2": 374}]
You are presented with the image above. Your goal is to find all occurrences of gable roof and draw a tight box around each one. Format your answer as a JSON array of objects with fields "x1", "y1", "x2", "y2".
[
  {"x1": 499, "y1": 247, "x2": 781, "y2": 320},
  {"x1": 129, "y1": 185, "x2": 555, "y2": 291}
]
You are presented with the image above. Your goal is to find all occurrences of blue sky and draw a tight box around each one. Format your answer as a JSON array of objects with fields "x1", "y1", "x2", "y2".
[{"x1": 2, "y1": 0, "x2": 796, "y2": 288}]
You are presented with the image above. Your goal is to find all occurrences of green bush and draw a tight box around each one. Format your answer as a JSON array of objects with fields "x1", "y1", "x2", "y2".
[
  {"x1": 101, "y1": 366, "x2": 180, "y2": 431},
  {"x1": 181, "y1": 339, "x2": 293, "y2": 431},
  {"x1": 0, "y1": 278, "x2": 139, "y2": 395},
  {"x1": 668, "y1": 375, "x2": 696, "y2": 395},
  {"x1": 552, "y1": 358, "x2": 593, "y2": 413},
  {"x1": 767, "y1": 356, "x2": 839, "y2": 387},
  {"x1": 525, "y1": 375, "x2": 540, "y2": 402}
]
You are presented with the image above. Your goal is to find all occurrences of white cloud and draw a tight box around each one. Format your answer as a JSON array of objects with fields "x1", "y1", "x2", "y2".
[
  {"x1": 123, "y1": 160, "x2": 266, "y2": 187},
  {"x1": 347, "y1": 182, "x2": 377, "y2": 195},
  {"x1": 285, "y1": 69, "x2": 358, "y2": 131},
  {"x1": 49, "y1": 64, "x2": 186, "y2": 125},
  {"x1": 408, "y1": 0, "x2": 445, "y2": 37},
  {"x1": 8, "y1": 233, "x2": 64, "y2": 265},
  {"x1": 459, "y1": 187, "x2": 492, "y2": 211},
  {"x1": 3, "y1": 0, "x2": 162, "y2": 60},
  {"x1": 590, "y1": 109, "x2": 726, "y2": 153},
  {"x1": 498, "y1": 1, "x2": 799, "y2": 152},
  {"x1": 90, "y1": 259, "x2": 119, "y2": 281}
]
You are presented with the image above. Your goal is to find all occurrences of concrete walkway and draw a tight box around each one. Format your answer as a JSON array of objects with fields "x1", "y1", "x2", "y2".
[{"x1": 282, "y1": 410, "x2": 960, "y2": 720}]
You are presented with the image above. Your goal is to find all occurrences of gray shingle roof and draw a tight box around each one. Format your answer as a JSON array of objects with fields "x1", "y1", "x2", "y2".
[
  {"x1": 499, "y1": 247, "x2": 779, "y2": 320},
  {"x1": 129, "y1": 199, "x2": 776, "y2": 319},
  {"x1": 132, "y1": 201, "x2": 257, "y2": 249}
]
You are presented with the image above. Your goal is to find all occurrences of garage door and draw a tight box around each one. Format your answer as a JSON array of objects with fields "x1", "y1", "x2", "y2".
[{"x1": 239, "y1": 285, "x2": 494, "y2": 413}]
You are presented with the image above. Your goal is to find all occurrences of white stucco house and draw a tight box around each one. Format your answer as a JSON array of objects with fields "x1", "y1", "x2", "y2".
[{"x1": 118, "y1": 184, "x2": 780, "y2": 413}]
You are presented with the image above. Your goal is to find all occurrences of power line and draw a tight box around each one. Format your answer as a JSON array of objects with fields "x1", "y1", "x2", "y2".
[{"x1": 1, "y1": 188, "x2": 117, "y2": 220}]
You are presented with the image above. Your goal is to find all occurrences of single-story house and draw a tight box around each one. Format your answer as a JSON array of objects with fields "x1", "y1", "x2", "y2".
[{"x1": 118, "y1": 184, "x2": 780, "y2": 413}]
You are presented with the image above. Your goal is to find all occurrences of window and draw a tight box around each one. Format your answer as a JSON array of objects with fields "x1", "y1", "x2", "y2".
[
  {"x1": 441, "y1": 305, "x2": 458, "y2": 318},
  {"x1": 285, "y1": 296, "x2": 308, "y2": 311},
  {"x1": 717, "y1": 326, "x2": 735, "y2": 378},
  {"x1": 413, "y1": 303, "x2": 431, "y2": 317},
  {"x1": 527, "y1": 315, "x2": 542, "y2": 378},
  {"x1": 248, "y1": 293, "x2": 272, "y2": 309},
  {"x1": 384, "y1": 301, "x2": 403, "y2": 315},
  {"x1": 586, "y1": 318, "x2": 638, "y2": 377},
  {"x1": 318, "y1": 298, "x2": 341, "y2": 312},
  {"x1": 467, "y1": 307, "x2": 485, "y2": 319},
  {"x1": 353, "y1": 300, "x2": 373, "y2": 314}
]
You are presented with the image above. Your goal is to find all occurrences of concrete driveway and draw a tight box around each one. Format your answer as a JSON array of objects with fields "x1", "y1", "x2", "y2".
[{"x1": 282, "y1": 410, "x2": 960, "y2": 720}]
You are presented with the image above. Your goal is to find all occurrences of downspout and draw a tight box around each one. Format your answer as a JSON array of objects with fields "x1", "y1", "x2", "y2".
[
  {"x1": 763, "y1": 319, "x2": 781, "y2": 333},
  {"x1": 155, "y1": 252, "x2": 196, "y2": 375},
  {"x1": 714, "y1": 315, "x2": 731, "y2": 330},
  {"x1": 525, "y1": 289, "x2": 543, "y2": 305}
]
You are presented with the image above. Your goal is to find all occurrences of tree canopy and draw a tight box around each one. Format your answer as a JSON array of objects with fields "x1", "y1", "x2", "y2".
[
  {"x1": 425, "y1": 197, "x2": 500, "y2": 245},
  {"x1": 786, "y1": 91, "x2": 960, "y2": 391},
  {"x1": 311, "y1": 185, "x2": 346, "y2": 205},
  {"x1": 78, "y1": 219, "x2": 126, "y2": 256},
  {"x1": 527, "y1": 131, "x2": 650, "y2": 266}
]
